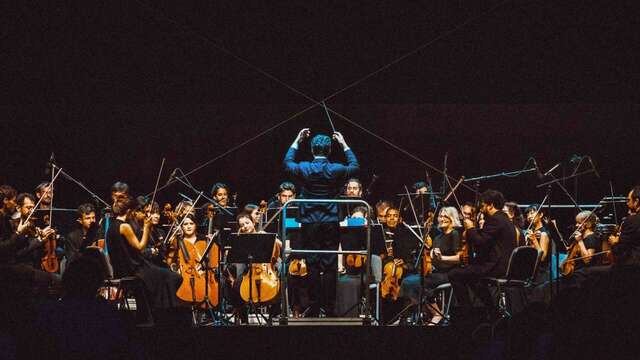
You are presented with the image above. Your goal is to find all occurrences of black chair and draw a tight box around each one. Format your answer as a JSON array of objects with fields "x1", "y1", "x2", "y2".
[
  {"x1": 84, "y1": 246, "x2": 154, "y2": 326},
  {"x1": 483, "y1": 246, "x2": 540, "y2": 319}
]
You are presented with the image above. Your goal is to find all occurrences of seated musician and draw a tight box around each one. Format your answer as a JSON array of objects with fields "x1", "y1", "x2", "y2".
[
  {"x1": 267, "y1": 181, "x2": 296, "y2": 209},
  {"x1": 375, "y1": 200, "x2": 393, "y2": 225},
  {"x1": 344, "y1": 178, "x2": 363, "y2": 198},
  {"x1": 341, "y1": 206, "x2": 383, "y2": 281},
  {"x1": 449, "y1": 190, "x2": 517, "y2": 320},
  {"x1": 14, "y1": 193, "x2": 57, "y2": 271},
  {"x1": 1, "y1": 186, "x2": 61, "y2": 334},
  {"x1": 107, "y1": 196, "x2": 181, "y2": 310},
  {"x1": 524, "y1": 205, "x2": 551, "y2": 277},
  {"x1": 609, "y1": 185, "x2": 640, "y2": 265},
  {"x1": 400, "y1": 206, "x2": 463, "y2": 325},
  {"x1": 227, "y1": 213, "x2": 281, "y2": 322},
  {"x1": 64, "y1": 203, "x2": 98, "y2": 265},
  {"x1": 565, "y1": 211, "x2": 603, "y2": 271}
]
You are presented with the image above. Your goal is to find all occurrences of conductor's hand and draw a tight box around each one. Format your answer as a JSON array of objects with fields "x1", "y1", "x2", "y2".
[
  {"x1": 332, "y1": 131, "x2": 348, "y2": 149},
  {"x1": 295, "y1": 128, "x2": 311, "y2": 144}
]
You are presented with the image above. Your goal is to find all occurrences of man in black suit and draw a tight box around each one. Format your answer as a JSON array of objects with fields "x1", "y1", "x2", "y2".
[
  {"x1": 448, "y1": 189, "x2": 517, "y2": 317},
  {"x1": 610, "y1": 185, "x2": 640, "y2": 265},
  {"x1": 283, "y1": 128, "x2": 359, "y2": 316}
]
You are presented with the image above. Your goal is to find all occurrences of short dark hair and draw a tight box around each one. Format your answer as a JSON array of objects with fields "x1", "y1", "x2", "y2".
[
  {"x1": 480, "y1": 189, "x2": 505, "y2": 209},
  {"x1": 351, "y1": 206, "x2": 369, "y2": 217},
  {"x1": 62, "y1": 254, "x2": 106, "y2": 299},
  {"x1": 17, "y1": 193, "x2": 36, "y2": 207},
  {"x1": 375, "y1": 200, "x2": 394, "y2": 212},
  {"x1": 135, "y1": 195, "x2": 149, "y2": 211},
  {"x1": 631, "y1": 186, "x2": 640, "y2": 202},
  {"x1": 504, "y1": 201, "x2": 524, "y2": 228},
  {"x1": 35, "y1": 182, "x2": 51, "y2": 194},
  {"x1": 77, "y1": 203, "x2": 96, "y2": 216},
  {"x1": 462, "y1": 201, "x2": 476, "y2": 209},
  {"x1": 311, "y1": 134, "x2": 332, "y2": 156},
  {"x1": 178, "y1": 213, "x2": 197, "y2": 225},
  {"x1": 112, "y1": 196, "x2": 133, "y2": 216},
  {"x1": 0, "y1": 185, "x2": 17, "y2": 202},
  {"x1": 279, "y1": 181, "x2": 296, "y2": 193},
  {"x1": 111, "y1": 181, "x2": 129, "y2": 194},
  {"x1": 524, "y1": 204, "x2": 543, "y2": 216},
  {"x1": 211, "y1": 182, "x2": 228, "y2": 195},
  {"x1": 412, "y1": 181, "x2": 427, "y2": 191}
]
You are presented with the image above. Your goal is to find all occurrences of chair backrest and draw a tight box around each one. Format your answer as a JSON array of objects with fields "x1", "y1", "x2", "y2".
[
  {"x1": 504, "y1": 246, "x2": 539, "y2": 282},
  {"x1": 82, "y1": 246, "x2": 115, "y2": 279}
]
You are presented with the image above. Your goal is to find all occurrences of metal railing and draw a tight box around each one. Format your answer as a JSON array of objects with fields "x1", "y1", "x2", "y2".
[{"x1": 279, "y1": 198, "x2": 373, "y2": 325}]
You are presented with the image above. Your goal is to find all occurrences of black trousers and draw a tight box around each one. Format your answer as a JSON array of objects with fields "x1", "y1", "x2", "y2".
[
  {"x1": 447, "y1": 265, "x2": 495, "y2": 313},
  {"x1": 301, "y1": 222, "x2": 339, "y2": 316}
]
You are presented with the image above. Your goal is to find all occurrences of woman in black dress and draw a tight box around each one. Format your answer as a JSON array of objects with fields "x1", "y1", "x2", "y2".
[{"x1": 107, "y1": 197, "x2": 182, "y2": 310}]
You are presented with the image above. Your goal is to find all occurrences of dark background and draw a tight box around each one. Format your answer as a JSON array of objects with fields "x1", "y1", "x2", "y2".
[{"x1": 2, "y1": 1, "x2": 639, "y2": 226}]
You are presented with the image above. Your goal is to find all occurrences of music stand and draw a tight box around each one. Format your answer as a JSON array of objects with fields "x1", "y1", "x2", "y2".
[{"x1": 227, "y1": 232, "x2": 277, "y2": 325}]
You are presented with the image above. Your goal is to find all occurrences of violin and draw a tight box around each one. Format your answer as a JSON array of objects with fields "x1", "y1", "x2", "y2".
[
  {"x1": 174, "y1": 236, "x2": 220, "y2": 306},
  {"x1": 239, "y1": 239, "x2": 280, "y2": 303},
  {"x1": 419, "y1": 213, "x2": 436, "y2": 276},
  {"x1": 380, "y1": 258, "x2": 404, "y2": 301},
  {"x1": 39, "y1": 216, "x2": 59, "y2": 273},
  {"x1": 288, "y1": 258, "x2": 308, "y2": 276}
]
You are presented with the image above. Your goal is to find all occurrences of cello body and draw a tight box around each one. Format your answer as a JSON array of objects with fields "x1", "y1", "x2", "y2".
[{"x1": 175, "y1": 239, "x2": 219, "y2": 306}]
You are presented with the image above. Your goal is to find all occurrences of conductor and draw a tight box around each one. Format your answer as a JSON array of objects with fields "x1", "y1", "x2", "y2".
[{"x1": 283, "y1": 128, "x2": 359, "y2": 316}]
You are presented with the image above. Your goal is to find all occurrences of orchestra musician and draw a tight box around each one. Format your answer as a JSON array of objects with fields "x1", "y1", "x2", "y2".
[
  {"x1": 375, "y1": 200, "x2": 393, "y2": 225},
  {"x1": 64, "y1": 203, "x2": 98, "y2": 265},
  {"x1": 267, "y1": 181, "x2": 296, "y2": 209},
  {"x1": 448, "y1": 190, "x2": 517, "y2": 320},
  {"x1": 609, "y1": 185, "x2": 640, "y2": 265},
  {"x1": 106, "y1": 196, "x2": 181, "y2": 311},
  {"x1": 283, "y1": 128, "x2": 359, "y2": 317},
  {"x1": 400, "y1": 206, "x2": 463, "y2": 325},
  {"x1": 524, "y1": 204, "x2": 551, "y2": 281}
]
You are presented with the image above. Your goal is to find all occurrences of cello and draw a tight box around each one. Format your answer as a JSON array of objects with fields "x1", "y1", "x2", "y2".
[
  {"x1": 239, "y1": 235, "x2": 281, "y2": 304},
  {"x1": 174, "y1": 215, "x2": 219, "y2": 305}
]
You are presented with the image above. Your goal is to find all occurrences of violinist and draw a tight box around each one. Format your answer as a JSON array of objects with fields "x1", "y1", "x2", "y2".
[
  {"x1": 129, "y1": 197, "x2": 165, "y2": 265},
  {"x1": 609, "y1": 185, "x2": 640, "y2": 265},
  {"x1": 64, "y1": 203, "x2": 97, "y2": 265},
  {"x1": 400, "y1": 207, "x2": 463, "y2": 325},
  {"x1": 344, "y1": 178, "x2": 363, "y2": 198},
  {"x1": 14, "y1": 193, "x2": 56, "y2": 268},
  {"x1": 375, "y1": 200, "x2": 393, "y2": 225},
  {"x1": 565, "y1": 211, "x2": 603, "y2": 270},
  {"x1": 107, "y1": 196, "x2": 181, "y2": 310},
  {"x1": 34, "y1": 182, "x2": 53, "y2": 216},
  {"x1": 461, "y1": 202, "x2": 477, "y2": 223},
  {"x1": 448, "y1": 190, "x2": 517, "y2": 319},
  {"x1": 267, "y1": 181, "x2": 296, "y2": 209},
  {"x1": 524, "y1": 205, "x2": 550, "y2": 262}
]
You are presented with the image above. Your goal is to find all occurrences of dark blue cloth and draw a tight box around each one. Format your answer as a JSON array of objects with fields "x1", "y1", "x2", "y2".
[{"x1": 283, "y1": 147, "x2": 359, "y2": 223}]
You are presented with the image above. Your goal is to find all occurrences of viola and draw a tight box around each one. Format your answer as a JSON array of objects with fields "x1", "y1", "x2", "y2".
[
  {"x1": 420, "y1": 214, "x2": 435, "y2": 276},
  {"x1": 345, "y1": 254, "x2": 367, "y2": 271},
  {"x1": 40, "y1": 226, "x2": 59, "y2": 273},
  {"x1": 175, "y1": 237, "x2": 219, "y2": 306},
  {"x1": 380, "y1": 258, "x2": 404, "y2": 301}
]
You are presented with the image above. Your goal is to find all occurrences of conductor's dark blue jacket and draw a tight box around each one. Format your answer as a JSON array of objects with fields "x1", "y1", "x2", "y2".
[{"x1": 283, "y1": 147, "x2": 359, "y2": 224}]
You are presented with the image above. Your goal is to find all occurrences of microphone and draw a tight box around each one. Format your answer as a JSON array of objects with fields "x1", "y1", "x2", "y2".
[
  {"x1": 45, "y1": 152, "x2": 55, "y2": 175},
  {"x1": 532, "y1": 158, "x2": 544, "y2": 179},
  {"x1": 165, "y1": 168, "x2": 178, "y2": 186},
  {"x1": 569, "y1": 154, "x2": 585, "y2": 164},
  {"x1": 587, "y1": 156, "x2": 600, "y2": 179}
]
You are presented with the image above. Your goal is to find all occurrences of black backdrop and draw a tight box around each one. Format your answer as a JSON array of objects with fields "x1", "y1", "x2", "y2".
[{"x1": 2, "y1": 1, "x2": 638, "y2": 222}]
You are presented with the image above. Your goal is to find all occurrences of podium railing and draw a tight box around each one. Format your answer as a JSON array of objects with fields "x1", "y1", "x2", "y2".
[{"x1": 279, "y1": 198, "x2": 373, "y2": 325}]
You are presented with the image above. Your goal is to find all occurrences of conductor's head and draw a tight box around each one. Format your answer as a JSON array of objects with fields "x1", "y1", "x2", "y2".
[{"x1": 311, "y1": 134, "x2": 332, "y2": 157}]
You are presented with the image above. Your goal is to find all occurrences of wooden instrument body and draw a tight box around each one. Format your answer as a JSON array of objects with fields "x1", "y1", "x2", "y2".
[
  {"x1": 239, "y1": 240, "x2": 281, "y2": 303},
  {"x1": 175, "y1": 239, "x2": 219, "y2": 306},
  {"x1": 380, "y1": 259, "x2": 404, "y2": 301}
]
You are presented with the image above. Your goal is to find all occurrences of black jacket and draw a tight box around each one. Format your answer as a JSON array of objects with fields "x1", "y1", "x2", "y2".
[{"x1": 466, "y1": 211, "x2": 517, "y2": 276}]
